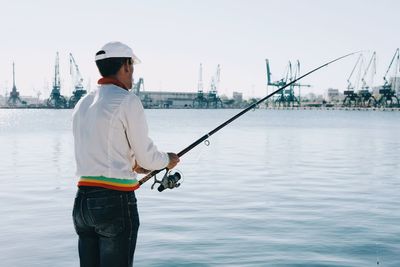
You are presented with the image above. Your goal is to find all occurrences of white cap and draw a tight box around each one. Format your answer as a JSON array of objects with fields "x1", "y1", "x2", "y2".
[{"x1": 95, "y1": 41, "x2": 141, "y2": 64}]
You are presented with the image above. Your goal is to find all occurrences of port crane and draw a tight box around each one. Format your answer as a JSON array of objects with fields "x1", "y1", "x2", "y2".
[
  {"x1": 286, "y1": 60, "x2": 311, "y2": 106},
  {"x1": 207, "y1": 64, "x2": 223, "y2": 108},
  {"x1": 266, "y1": 59, "x2": 310, "y2": 107},
  {"x1": 7, "y1": 62, "x2": 24, "y2": 106},
  {"x1": 68, "y1": 53, "x2": 87, "y2": 108},
  {"x1": 377, "y1": 48, "x2": 399, "y2": 108},
  {"x1": 47, "y1": 52, "x2": 67, "y2": 108},
  {"x1": 342, "y1": 54, "x2": 363, "y2": 107},
  {"x1": 266, "y1": 59, "x2": 290, "y2": 107},
  {"x1": 193, "y1": 63, "x2": 209, "y2": 108},
  {"x1": 358, "y1": 52, "x2": 377, "y2": 107},
  {"x1": 133, "y1": 78, "x2": 152, "y2": 108},
  {"x1": 133, "y1": 78, "x2": 144, "y2": 95}
]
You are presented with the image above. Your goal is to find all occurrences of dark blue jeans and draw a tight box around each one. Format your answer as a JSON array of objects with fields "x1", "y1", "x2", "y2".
[{"x1": 72, "y1": 187, "x2": 140, "y2": 267}]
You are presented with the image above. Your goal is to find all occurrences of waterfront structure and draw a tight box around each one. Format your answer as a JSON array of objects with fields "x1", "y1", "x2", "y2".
[
  {"x1": 326, "y1": 88, "x2": 341, "y2": 102},
  {"x1": 266, "y1": 59, "x2": 310, "y2": 107},
  {"x1": 193, "y1": 63, "x2": 208, "y2": 108},
  {"x1": 7, "y1": 63, "x2": 24, "y2": 107},
  {"x1": 377, "y1": 49, "x2": 399, "y2": 108},
  {"x1": 233, "y1": 91, "x2": 243, "y2": 103},
  {"x1": 138, "y1": 91, "x2": 198, "y2": 108},
  {"x1": 193, "y1": 64, "x2": 223, "y2": 108},
  {"x1": 358, "y1": 52, "x2": 378, "y2": 107},
  {"x1": 0, "y1": 95, "x2": 6, "y2": 106},
  {"x1": 206, "y1": 64, "x2": 223, "y2": 108},
  {"x1": 68, "y1": 53, "x2": 87, "y2": 108},
  {"x1": 390, "y1": 76, "x2": 400, "y2": 97},
  {"x1": 46, "y1": 52, "x2": 67, "y2": 108},
  {"x1": 133, "y1": 78, "x2": 144, "y2": 95},
  {"x1": 343, "y1": 54, "x2": 363, "y2": 107},
  {"x1": 340, "y1": 50, "x2": 399, "y2": 108}
]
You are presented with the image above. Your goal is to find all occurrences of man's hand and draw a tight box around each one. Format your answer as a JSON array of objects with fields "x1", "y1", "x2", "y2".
[
  {"x1": 167, "y1": 153, "x2": 180, "y2": 169},
  {"x1": 134, "y1": 166, "x2": 151, "y2": 174},
  {"x1": 132, "y1": 161, "x2": 151, "y2": 174}
]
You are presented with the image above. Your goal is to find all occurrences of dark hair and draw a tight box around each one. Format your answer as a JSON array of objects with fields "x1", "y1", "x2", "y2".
[{"x1": 95, "y1": 50, "x2": 132, "y2": 77}]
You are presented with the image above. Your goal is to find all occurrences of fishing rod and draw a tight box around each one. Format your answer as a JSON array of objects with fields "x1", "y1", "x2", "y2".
[{"x1": 139, "y1": 52, "x2": 359, "y2": 192}]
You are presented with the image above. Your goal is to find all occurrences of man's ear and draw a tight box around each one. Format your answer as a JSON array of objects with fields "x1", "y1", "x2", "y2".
[{"x1": 123, "y1": 62, "x2": 130, "y2": 73}]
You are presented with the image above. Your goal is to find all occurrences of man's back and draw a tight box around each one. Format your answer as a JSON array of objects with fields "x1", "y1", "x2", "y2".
[
  {"x1": 73, "y1": 84, "x2": 132, "y2": 178},
  {"x1": 73, "y1": 84, "x2": 168, "y2": 181}
]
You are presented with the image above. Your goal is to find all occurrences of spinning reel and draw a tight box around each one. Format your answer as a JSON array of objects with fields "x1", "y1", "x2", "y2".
[{"x1": 151, "y1": 169, "x2": 183, "y2": 192}]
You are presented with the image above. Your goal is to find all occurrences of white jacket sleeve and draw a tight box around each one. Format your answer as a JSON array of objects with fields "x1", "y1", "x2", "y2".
[{"x1": 122, "y1": 95, "x2": 169, "y2": 170}]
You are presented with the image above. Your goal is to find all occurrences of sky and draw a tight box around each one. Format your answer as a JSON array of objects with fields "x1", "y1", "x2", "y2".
[{"x1": 0, "y1": 0, "x2": 399, "y2": 99}]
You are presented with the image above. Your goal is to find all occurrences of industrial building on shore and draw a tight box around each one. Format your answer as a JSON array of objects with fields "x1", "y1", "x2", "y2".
[{"x1": 138, "y1": 91, "x2": 198, "y2": 108}]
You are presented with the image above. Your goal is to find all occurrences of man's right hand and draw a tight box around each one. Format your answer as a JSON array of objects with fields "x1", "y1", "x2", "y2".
[{"x1": 167, "y1": 153, "x2": 180, "y2": 169}]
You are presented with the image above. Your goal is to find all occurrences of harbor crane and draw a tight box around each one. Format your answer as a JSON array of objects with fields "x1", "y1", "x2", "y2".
[
  {"x1": 286, "y1": 60, "x2": 311, "y2": 106},
  {"x1": 68, "y1": 53, "x2": 87, "y2": 108},
  {"x1": 266, "y1": 59, "x2": 290, "y2": 107},
  {"x1": 193, "y1": 63, "x2": 208, "y2": 108},
  {"x1": 133, "y1": 78, "x2": 152, "y2": 108},
  {"x1": 46, "y1": 52, "x2": 67, "y2": 108},
  {"x1": 207, "y1": 64, "x2": 223, "y2": 108},
  {"x1": 133, "y1": 78, "x2": 144, "y2": 95},
  {"x1": 378, "y1": 48, "x2": 399, "y2": 108},
  {"x1": 343, "y1": 54, "x2": 363, "y2": 107},
  {"x1": 266, "y1": 59, "x2": 310, "y2": 107},
  {"x1": 358, "y1": 52, "x2": 377, "y2": 107},
  {"x1": 7, "y1": 62, "x2": 24, "y2": 106}
]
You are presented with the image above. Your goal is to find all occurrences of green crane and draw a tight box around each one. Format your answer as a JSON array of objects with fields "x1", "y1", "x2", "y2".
[
  {"x1": 266, "y1": 59, "x2": 310, "y2": 107},
  {"x1": 266, "y1": 59, "x2": 291, "y2": 107},
  {"x1": 207, "y1": 64, "x2": 223, "y2": 108},
  {"x1": 287, "y1": 60, "x2": 311, "y2": 107},
  {"x1": 68, "y1": 53, "x2": 87, "y2": 108},
  {"x1": 133, "y1": 78, "x2": 152, "y2": 108},
  {"x1": 47, "y1": 52, "x2": 67, "y2": 108},
  {"x1": 193, "y1": 63, "x2": 208, "y2": 108},
  {"x1": 358, "y1": 52, "x2": 377, "y2": 107},
  {"x1": 378, "y1": 48, "x2": 399, "y2": 108},
  {"x1": 343, "y1": 54, "x2": 363, "y2": 107},
  {"x1": 7, "y1": 62, "x2": 25, "y2": 107},
  {"x1": 133, "y1": 78, "x2": 144, "y2": 95}
]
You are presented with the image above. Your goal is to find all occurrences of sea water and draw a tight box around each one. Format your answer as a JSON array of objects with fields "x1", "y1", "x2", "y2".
[{"x1": 0, "y1": 109, "x2": 399, "y2": 267}]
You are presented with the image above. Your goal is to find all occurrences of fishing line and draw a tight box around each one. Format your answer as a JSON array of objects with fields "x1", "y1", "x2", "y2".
[
  {"x1": 139, "y1": 51, "x2": 360, "y2": 191},
  {"x1": 194, "y1": 139, "x2": 209, "y2": 161}
]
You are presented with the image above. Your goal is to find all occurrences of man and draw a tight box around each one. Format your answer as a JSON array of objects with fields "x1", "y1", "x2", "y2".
[{"x1": 72, "y1": 41, "x2": 179, "y2": 267}]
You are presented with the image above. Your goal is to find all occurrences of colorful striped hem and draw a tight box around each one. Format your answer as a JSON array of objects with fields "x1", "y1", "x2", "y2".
[{"x1": 78, "y1": 176, "x2": 140, "y2": 192}]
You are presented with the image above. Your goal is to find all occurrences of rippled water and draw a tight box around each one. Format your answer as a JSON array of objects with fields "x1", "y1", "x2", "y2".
[{"x1": 0, "y1": 109, "x2": 399, "y2": 266}]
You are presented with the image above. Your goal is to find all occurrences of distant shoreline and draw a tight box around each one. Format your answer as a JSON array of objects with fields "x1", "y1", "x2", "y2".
[
  {"x1": 1, "y1": 106, "x2": 399, "y2": 112},
  {"x1": 265, "y1": 106, "x2": 400, "y2": 112}
]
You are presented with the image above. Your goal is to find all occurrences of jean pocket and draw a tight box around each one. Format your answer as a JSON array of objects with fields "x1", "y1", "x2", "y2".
[
  {"x1": 72, "y1": 197, "x2": 82, "y2": 234},
  {"x1": 87, "y1": 195, "x2": 125, "y2": 237}
]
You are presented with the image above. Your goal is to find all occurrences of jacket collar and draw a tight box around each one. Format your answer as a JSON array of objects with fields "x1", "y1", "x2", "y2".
[{"x1": 98, "y1": 77, "x2": 128, "y2": 91}]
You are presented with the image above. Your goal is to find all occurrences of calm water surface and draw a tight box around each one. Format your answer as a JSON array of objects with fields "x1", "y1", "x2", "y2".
[{"x1": 0, "y1": 109, "x2": 399, "y2": 266}]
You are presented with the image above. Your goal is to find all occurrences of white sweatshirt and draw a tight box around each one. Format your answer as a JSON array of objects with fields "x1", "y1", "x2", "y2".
[{"x1": 72, "y1": 84, "x2": 169, "y2": 181}]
